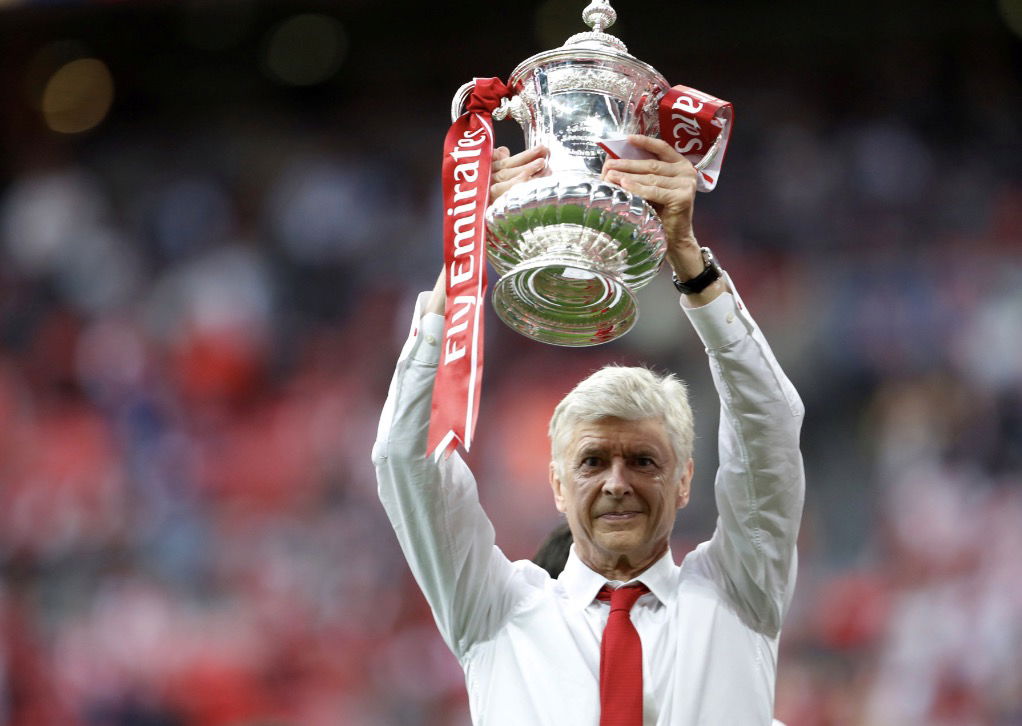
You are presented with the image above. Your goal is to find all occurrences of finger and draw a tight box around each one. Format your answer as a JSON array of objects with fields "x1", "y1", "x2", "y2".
[
  {"x1": 491, "y1": 176, "x2": 523, "y2": 200},
  {"x1": 491, "y1": 165, "x2": 544, "y2": 200},
  {"x1": 617, "y1": 177, "x2": 674, "y2": 207},
  {"x1": 602, "y1": 157, "x2": 682, "y2": 177},
  {"x1": 626, "y1": 134, "x2": 685, "y2": 161},
  {"x1": 492, "y1": 156, "x2": 546, "y2": 183},
  {"x1": 492, "y1": 145, "x2": 548, "y2": 174},
  {"x1": 605, "y1": 169, "x2": 687, "y2": 191},
  {"x1": 509, "y1": 144, "x2": 547, "y2": 163},
  {"x1": 492, "y1": 146, "x2": 510, "y2": 162},
  {"x1": 606, "y1": 171, "x2": 694, "y2": 206},
  {"x1": 603, "y1": 160, "x2": 697, "y2": 190},
  {"x1": 497, "y1": 145, "x2": 547, "y2": 172}
]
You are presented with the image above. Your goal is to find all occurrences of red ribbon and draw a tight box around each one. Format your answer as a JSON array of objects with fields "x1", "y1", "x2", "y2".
[
  {"x1": 657, "y1": 85, "x2": 733, "y2": 191},
  {"x1": 427, "y1": 77, "x2": 510, "y2": 460}
]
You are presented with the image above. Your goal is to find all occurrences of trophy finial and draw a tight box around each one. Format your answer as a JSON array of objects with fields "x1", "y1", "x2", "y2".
[
  {"x1": 582, "y1": 1, "x2": 617, "y2": 34},
  {"x1": 566, "y1": 0, "x2": 627, "y2": 52}
]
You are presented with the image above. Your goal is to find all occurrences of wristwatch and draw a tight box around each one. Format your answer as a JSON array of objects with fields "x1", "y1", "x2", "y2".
[{"x1": 671, "y1": 246, "x2": 722, "y2": 295}]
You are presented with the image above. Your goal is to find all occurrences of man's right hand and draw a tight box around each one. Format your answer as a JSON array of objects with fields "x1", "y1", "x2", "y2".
[
  {"x1": 490, "y1": 145, "x2": 548, "y2": 201},
  {"x1": 428, "y1": 146, "x2": 549, "y2": 318},
  {"x1": 425, "y1": 268, "x2": 446, "y2": 317}
]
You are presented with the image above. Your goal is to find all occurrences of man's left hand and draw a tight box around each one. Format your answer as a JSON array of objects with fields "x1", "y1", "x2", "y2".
[{"x1": 600, "y1": 135, "x2": 705, "y2": 281}]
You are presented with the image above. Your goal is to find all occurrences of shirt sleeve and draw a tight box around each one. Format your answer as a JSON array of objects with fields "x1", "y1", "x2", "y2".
[
  {"x1": 372, "y1": 293, "x2": 524, "y2": 660},
  {"x1": 682, "y1": 278, "x2": 806, "y2": 636}
]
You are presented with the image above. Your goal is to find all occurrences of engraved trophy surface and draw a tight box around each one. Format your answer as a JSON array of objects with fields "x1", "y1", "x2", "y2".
[{"x1": 453, "y1": 1, "x2": 674, "y2": 346}]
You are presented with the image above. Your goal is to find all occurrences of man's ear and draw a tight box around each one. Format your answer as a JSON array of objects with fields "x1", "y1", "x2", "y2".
[
  {"x1": 549, "y1": 462, "x2": 567, "y2": 513},
  {"x1": 676, "y1": 457, "x2": 694, "y2": 510}
]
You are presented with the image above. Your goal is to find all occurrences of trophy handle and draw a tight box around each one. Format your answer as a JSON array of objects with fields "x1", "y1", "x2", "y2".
[
  {"x1": 450, "y1": 80, "x2": 517, "y2": 122},
  {"x1": 449, "y1": 81, "x2": 475, "y2": 121},
  {"x1": 692, "y1": 118, "x2": 726, "y2": 173}
]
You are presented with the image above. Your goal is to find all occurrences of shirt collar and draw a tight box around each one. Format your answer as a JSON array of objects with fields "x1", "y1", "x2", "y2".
[{"x1": 559, "y1": 545, "x2": 678, "y2": 610}]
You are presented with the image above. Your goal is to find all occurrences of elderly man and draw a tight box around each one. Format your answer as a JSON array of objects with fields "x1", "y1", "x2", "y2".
[{"x1": 373, "y1": 135, "x2": 804, "y2": 725}]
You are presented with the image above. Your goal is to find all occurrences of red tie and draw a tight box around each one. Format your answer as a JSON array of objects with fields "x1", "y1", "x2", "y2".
[{"x1": 597, "y1": 584, "x2": 649, "y2": 726}]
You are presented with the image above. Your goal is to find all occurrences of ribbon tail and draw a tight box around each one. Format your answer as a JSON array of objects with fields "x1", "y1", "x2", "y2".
[
  {"x1": 426, "y1": 78, "x2": 507, "y2": 460},
  {"x1": 430, "y1": 429, "x2": 460, "y2": 463}
]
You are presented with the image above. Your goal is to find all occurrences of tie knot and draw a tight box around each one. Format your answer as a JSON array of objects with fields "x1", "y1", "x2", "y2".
[{"x1": 598, "y1": 583, "x2": 649, "y2": 613}]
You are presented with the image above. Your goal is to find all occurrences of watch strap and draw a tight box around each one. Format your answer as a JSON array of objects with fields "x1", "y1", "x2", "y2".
[{"x1": 672, "y1": 246, "x2": 722, "y2": 295}]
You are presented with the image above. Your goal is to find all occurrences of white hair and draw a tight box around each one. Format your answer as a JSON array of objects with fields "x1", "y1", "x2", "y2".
[{"x1": 548, "y1": 365, "x2": 694, "y2": 475}]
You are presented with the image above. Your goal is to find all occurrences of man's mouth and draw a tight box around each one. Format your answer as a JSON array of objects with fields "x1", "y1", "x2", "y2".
[{"x1": 597, "y1": 511, "x2": 642, "y2": 520}]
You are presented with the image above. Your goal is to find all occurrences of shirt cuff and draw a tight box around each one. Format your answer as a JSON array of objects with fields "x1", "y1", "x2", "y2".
[
  {"x1": 397, "y1": 292, "x2": 446, "y2": 365},
  {"x1": 681, "y1": 289, "x2": 749, "y2": 351},
  {"x1": 409, "y1": 311, "x2": 445, "y2": 365}
]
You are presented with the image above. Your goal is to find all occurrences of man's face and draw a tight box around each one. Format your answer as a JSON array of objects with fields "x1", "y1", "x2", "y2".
[{"x1": 549, "y1": 416, "x2": 692, "y2": 578}]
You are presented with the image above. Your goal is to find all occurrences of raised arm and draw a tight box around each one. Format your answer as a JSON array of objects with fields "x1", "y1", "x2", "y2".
[
  {"x1": 373, "y1": 147, "x2": 551, "y2": 657},
  {"x1": 372, "y1": 284, "x2": 517, "y2": 658},
  {"x1": 603, "y1": 136, "x2": 805, "y2": 634},
  {"x1": 686, "y1": 288, "x2": 805, "y2": 635}
]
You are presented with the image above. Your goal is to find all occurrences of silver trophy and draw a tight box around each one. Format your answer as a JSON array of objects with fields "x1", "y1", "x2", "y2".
[{"x1": 451, "y1": 0, "x2": 723, "y2": 346}]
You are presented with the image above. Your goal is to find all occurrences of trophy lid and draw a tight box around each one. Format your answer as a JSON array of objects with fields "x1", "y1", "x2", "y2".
[{"x1": 507, "y1": 0, "x2": 665, "y2": 89}]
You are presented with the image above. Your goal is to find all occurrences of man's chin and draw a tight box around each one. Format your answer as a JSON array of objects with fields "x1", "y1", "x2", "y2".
[
  {"x1": 592, "y1": 528, "x2": 644, "y2": 555},
  {"x1": 592, "y1": 513, "x2": 646, "y2": 540}
]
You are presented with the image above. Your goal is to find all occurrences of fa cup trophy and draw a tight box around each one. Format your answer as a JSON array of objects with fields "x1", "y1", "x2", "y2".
[
  {"x1": 428, "y1": 0, "x2": 732, "y2": 458},
  {"x1": 450, "y1": 0, "x2": 731, "y2": 346}
]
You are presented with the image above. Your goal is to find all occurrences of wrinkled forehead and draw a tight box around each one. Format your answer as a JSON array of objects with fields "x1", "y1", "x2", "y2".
[{"x1": 565, "y1": 416, "x2": 673, "y2": 454}]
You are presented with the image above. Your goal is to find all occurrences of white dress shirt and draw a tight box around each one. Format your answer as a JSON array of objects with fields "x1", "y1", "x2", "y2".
[{"x1": 373, "y1": 284, "x2": 805, "y2": 725}]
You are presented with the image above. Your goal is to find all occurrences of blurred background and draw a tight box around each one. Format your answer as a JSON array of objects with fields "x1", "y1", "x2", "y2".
[{"x1": 1, "y1": 0, "x2": 1020, "y2": 724}]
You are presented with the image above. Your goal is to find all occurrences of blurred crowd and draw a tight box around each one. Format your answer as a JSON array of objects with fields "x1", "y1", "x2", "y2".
[{"x1": 1, "y1": 2, "x2": 1021, "y2": 725}]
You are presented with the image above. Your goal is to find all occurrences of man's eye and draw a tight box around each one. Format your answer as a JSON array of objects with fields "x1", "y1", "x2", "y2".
[
  {"x1": 580, "y1": 456, "x2": 602, "y2": 468},
  {"x1": 634, "y1": 457, "x2": 656, "y2": 468}
]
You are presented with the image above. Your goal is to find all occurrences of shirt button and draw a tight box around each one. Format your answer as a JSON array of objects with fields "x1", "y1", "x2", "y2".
[
  {"x1": 425, "y1": 334, "x2": 437, "y2": 346},
  {"x1": 726, "y1": 311, "x2": 735, "y2": 324}
]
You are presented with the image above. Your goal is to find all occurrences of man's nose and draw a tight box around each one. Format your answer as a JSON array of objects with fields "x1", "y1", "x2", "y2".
[{"x1": 601, "y1": 459, "x2": 632, "y2": 497}]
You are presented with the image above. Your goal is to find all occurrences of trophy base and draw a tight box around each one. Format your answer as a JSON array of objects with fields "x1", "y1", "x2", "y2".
[{"x1": 491, "y1": 247, "x2": 637, "y2": 347}]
